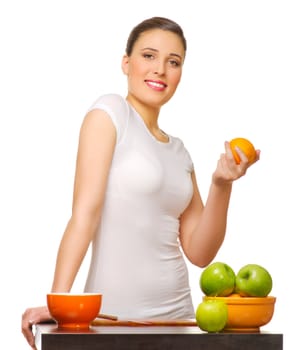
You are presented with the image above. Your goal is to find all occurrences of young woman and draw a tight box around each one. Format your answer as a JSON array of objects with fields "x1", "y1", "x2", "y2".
[{"x1": 22, "y1": 16, "x2": 259, "y2": 348}]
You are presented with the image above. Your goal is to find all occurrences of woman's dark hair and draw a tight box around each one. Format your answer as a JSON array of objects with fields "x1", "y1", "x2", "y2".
[{"x1": 125, "y1": 16, "x2": 187, "y2": 56}]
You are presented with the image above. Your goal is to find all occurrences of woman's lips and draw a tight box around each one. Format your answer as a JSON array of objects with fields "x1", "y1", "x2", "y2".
[{"x1": 145, "y1": 80, "x2": 167, "y2": 91}]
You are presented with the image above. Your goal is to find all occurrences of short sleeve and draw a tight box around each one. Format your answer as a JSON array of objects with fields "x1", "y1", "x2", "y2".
[
  {"x1": 88, "y1": 94, "x2": 129, "y2": 144},
  {"x1": 182, "y1": 141, "x2": 194, "y2": 173},
  {"x1": 171, "y1": 135, "x2": 194, "y2": 173}
]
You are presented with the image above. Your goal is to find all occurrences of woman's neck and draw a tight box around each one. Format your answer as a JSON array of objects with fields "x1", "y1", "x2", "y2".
[
  {"x1": 126, "y1": 94, "x2": 160, "y2": 119},
  {"x1": 126, "y1": 95, "x2": 168, "y2": 143}
]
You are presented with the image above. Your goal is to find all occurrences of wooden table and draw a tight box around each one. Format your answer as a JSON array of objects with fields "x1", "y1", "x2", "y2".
[{"x1": 35, "y1": 323, "x2": 283, "y2": 350}]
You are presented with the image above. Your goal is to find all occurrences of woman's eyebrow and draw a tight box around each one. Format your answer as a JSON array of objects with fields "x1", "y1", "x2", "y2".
[{"x1": 141, "y1": 47, "x2": 183, "y2": 60}]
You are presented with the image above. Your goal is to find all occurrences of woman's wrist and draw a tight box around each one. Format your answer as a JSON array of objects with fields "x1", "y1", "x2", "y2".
[{"x1": 211, "y1": 173, "x2": 233, "y2": 189}]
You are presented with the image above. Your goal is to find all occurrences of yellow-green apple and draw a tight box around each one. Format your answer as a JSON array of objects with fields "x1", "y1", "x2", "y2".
[
  {"x1": 199, "y1": 262, "x2": 235, "y2": 296},
  {"x1": 235, "y1": 264, "x2": 273, "y2": 297},
  {"x1": 195, "y1": 299, "x2": 228, "y2": 332}
]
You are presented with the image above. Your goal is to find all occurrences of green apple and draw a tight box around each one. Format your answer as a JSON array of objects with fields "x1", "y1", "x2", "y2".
[
  {"x1": 195, "y1": 299, "x2": 228, "y2": 332},
  {"x1": 235, "y1": 264, "x2": 273, "y2": 297},
  {"x1": 199, "y1": 262, "x2": 235, "y2": 296}
]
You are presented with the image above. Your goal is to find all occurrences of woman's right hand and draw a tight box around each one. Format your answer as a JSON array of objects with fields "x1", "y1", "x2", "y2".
[{"x1": 21, "y1": 306, "x2": 52, "y2": 349}]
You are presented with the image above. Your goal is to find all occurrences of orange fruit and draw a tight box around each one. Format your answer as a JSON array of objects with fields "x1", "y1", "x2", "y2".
[{"x1": 230, "y1": 137, "x2": 256, "y2": 164}]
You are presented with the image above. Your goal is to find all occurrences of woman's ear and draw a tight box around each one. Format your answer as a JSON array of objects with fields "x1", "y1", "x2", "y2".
[{"x1": 121, "y1": 55, "x2": 129, "y2": 75}]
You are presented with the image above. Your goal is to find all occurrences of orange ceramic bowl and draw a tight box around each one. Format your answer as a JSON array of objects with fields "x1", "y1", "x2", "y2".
[
  {"x1": 204, "y1": 294, "x2": 276, "y2": 332},
  {"x1": 47, "y1": 293, "x2": 102, "y2": 329}
]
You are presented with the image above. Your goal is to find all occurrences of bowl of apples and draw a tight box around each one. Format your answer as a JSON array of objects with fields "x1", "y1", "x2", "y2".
[
  {"x1": 204, "y1": 293, "x2": 276, "y2": 332},
  {"x1": 198, "y1": 262, "x2": 276, "y2": 332}
]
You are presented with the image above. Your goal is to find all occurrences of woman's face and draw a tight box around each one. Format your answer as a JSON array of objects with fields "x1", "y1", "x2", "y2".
[{"x1": 122, "y1": 29, "x2": 185, "y2": 111}]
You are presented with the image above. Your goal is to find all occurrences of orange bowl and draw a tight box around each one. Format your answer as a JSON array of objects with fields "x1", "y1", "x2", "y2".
[
  {"x1": 47, "y1": 293, "x2": 102, "y2": 329},
  {"x1": 204, "y1": 294, "x2": 276, "y2": 332}
]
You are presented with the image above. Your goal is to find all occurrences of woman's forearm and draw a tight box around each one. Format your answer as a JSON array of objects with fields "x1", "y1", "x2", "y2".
[
  {"x1": 187, "y1": 181, "x2": 232, "y2": 267},
  {"x1": 51, "y1": 215, "x2": 98, "y2": 292}
]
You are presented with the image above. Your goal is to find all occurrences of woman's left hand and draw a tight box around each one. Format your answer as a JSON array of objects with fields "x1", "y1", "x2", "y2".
[{"x1": 212, "y1": 141, "x2": 260, "y2": 185}]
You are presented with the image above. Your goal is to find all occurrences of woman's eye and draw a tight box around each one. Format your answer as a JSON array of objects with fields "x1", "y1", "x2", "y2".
[
  {"x1": 169, "y1": 60, "x2": 180, "y2": 67},
  {"x1": 143, "y1": 53, "x2": 154, "y2": 60}
]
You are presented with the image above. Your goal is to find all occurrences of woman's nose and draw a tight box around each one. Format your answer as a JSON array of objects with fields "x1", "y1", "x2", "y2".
[{"x1": 153, "y1": 60, "x2": 165, "y2": 75}]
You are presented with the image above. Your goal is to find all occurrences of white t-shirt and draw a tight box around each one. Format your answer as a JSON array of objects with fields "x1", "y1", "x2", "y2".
[{"x1": 84, "y1": 94, "x2": 195, "y2": 319}]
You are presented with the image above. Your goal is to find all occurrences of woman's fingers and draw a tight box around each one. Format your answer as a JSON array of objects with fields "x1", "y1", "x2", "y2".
[
  {"x1": 21, "y1": 310, "x2": 36, "y2": 349},
  {"x1": 21, "y1": 306, "x2": 51, "y2": 349}
]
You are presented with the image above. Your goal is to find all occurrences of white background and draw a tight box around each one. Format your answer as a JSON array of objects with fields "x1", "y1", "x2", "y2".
[{"x1": 1, "y1": 1, "x2": 307, "y2": 349}]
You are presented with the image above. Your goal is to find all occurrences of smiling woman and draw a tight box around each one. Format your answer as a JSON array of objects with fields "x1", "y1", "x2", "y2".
[
  {"x1": 21, "y1": 16, "x2": 259, "y2": 349},
  {"x1": 122, "y1": 27, "x2": 185, "y2": 117}
]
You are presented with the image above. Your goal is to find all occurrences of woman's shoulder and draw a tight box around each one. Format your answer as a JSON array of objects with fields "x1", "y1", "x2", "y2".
[
  {"x1": 88, "y1": 93, "x2": 129, "y2": 143},
  {"x1": 88, "y1": 93, "x2": 129, "y2": 124},
  {"x1": 89, "y1": 93, "x2": 128, "y2": 113},
  {"x1": 169, "y1": 135, "x2": 194, "y2": 172},
  {"x1": 92, "y1": 93, "x2": 125, "y2": 104}
]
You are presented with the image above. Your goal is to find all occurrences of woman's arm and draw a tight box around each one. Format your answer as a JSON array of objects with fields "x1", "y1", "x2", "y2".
[
  {"x1": 51, "y1": 109, "x2": 116, "y2": 291},
  {"x1": 179, "y1": 141, "x2": 260, "y2": 267},
  {"x1": 21, "y1": 108, "x2": 117, "y2": 348}
]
